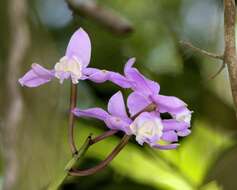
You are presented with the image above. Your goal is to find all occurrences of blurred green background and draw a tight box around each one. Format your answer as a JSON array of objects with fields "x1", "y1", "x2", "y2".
[{"x1": 1, "y1": 0, "x2": 237, "y2": 190}]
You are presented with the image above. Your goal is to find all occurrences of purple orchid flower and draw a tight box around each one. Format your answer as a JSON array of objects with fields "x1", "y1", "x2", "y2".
[
  {"x1": 73, "y1": 91, "x2": 132, "y2": 134},
  {"x1": 129, "y1": 111, "x2": 180, "y2": 149},
  {"x1": 73, "y1": 91, "x2": 188, "y2": 150},
  {"x1": 18, "y1": 28, "x2": 128, "y2": 87},
  {"x1": 107, "y1": 58, "x2": 192, "y2": 136}
]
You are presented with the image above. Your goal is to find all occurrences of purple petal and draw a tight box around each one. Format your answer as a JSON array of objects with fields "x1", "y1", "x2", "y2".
[
  {"x1": 83, "y1": 68, "x2": 131, "y2": 88},
  {"x1": 161, "y1": 131, "x2": 178, "y2": 142},
  {"x1": 171, "y1": 107, "x2": 192, "y2": 125},
  {"x1": 108, "y1": 72, "x2": 131, "y2": 88},
  {"x1": 152, "y1": 143, "x2": 179, "y2": 150},
  {"x1": 83, "y1": 68, "x2": 110, "y2": 83},
  {"x1": 18, "y1": 64, "x2": 54, "y2": 87},
  {"x1": 177, "y1": 129, "x2": 191, "y2": 137},
  {"x1": 162, "y1": 119, "x2": 189, "y2": 132},
  {"x1": 105, "y1": 116, "x2": 132, "y2": 134},
  {"x1": 124, "y1": 58, "x2": 160, "y2": 95},
  {"x1": 152, "y1": 94, "x2": 186, "y2": 113},
  {"x1": 108, "y1": 91, "x2": 128, "y2": 118},
  {"x1": 127, "y1": 91, "x2": 152, "y2": 116},
  {"x1": 65, "y1": 28, "x2": 91, "y2": 68},
  {"x1": 72, "y1": 107, "x2": 109, "y2": 121},
  {"x1": 124, "y1": 57, "x2": 136, "y2": 71}
]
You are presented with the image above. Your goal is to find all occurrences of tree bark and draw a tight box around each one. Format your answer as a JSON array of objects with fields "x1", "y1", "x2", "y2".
[{"x1": 224, "y1": 0, "x2": 237, "y2": 116}]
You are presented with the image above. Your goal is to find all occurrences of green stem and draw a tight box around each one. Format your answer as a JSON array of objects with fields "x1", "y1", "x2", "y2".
[{"x1": 47, "y1": 135, "x2": 91, "y2": 190}]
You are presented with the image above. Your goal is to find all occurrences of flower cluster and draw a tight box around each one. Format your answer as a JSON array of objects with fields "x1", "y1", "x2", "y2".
[
  {"x1": 73, "y1": 58, "x2": 192, "y2": 149},
  {"x1": 19, "y1": 28, "x2": 192, "y2": 150}
]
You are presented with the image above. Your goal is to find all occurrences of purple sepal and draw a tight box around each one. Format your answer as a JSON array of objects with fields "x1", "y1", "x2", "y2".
[
  {"x1": 18, "y1": 64, "x2": 54, "y2": 87},
  {"x1": 124, "y1": 58, "x2": 160, "y2": 95},
  {"x1": 162, "y1": 119, "x2": 189, "y2": 132},
  {"x1": 127, "y1": 91, "x2": 152, "y2": 116},
  {"x1": 83, "y1": 68, "x2": 131, "y2": 88},
  {"x1": 72, "y1": 107, "x2": 109, "y2": 121},
  {"x1": 73, "y1": 91, "x2": 132, "y2": 134},
  {"x1": 161, "y1": 131, "x2": 178, "y2": 142},
  {"x1": 65, "y1": 28, "x2": 91, "y2": 68},
  {"x1": 152, "y1": 95, "x2": 187, "y2": 113}
]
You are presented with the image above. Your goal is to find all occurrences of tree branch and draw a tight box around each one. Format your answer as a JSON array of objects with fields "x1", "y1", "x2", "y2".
[
  {"x1": 181, "y1": 0, "x2": 237, "y2": 117},
  {"x1": 66, "y1": 0, "x2": 133, "y2": 35},
  {"x1": 224, "y1": 0, "x2": 237, "y2": 115}
]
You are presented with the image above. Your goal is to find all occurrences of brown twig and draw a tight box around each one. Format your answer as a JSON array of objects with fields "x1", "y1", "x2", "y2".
[
  {"x1": 69, "y1": 83, "x2": 78, "y2": 155},
  {"x1": 180, "y1": 41, "x2": 224, "y2": 60},
  {"x1": 69, "y1": 134, "x2": 131, "y2": 176},
  {"x1": 89, "y1": 130, "x2": 118, "y2": 145},
  {"x1": 69, "y1": 103, "x2": 156, "y2": 176},
  {"x1": 66, "y1": 0, "x2": 133, "y2": 35},
  {"x1": 180, "y1": 41, "x2": 226, "y2": 79},
  {"x1": 224, "y1": 0, "x2": 237, "y2": 116},
  {"x1": 208, "y1": 63, "x2": 226, "y2": 79},
  {"x1": 181, "y1": 0, "x2": 237, "y2": 117}
]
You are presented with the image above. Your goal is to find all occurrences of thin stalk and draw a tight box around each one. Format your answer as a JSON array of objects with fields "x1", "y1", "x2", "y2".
[
  {"x1": 47, "y1": 135, "x2": 92, "y2": 190},
  {"x1": 69, "y1": 83, "x2": 78, "y2": 155},
  {"x1": 69, "y1": 103, "x2": 157, "y2": 176},
  {"x1": 69, "y1": 135, "x2": 131, "y2": 176}
]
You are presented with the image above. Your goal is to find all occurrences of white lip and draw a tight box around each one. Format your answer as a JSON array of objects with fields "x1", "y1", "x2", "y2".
[
  {"x1": 130, "y1": 117, "x2": 163, "y2": 145},
  {"x1": 54, "y1": 56, "x2": 82, "y2": 84}
]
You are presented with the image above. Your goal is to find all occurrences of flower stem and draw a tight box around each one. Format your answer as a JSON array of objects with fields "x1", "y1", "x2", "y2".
[
  {"x1": 69, "y1": 134, "x2": 131, "y2": 176},
  {"x1": 69, "y1": 103, "x2": 156, "y2": 176},
  {"x1": 48, "y1": 103, "x2": 157, "y2": 188},
  {"x1": 89, "y1": 130, "x2": 118, "y2": 145},
  {"x1": 69, "y1": 83, "x2": 78, "y2": 155},
  {"x1": 47, "y1": 135, "x2": 92, "y2": 190}
]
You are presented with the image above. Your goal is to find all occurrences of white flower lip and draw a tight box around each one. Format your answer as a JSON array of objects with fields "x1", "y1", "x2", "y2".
[
  {"x1": 54, "y1": 56, "x2": 83, "y2": 84},
  {"x1": 130, "y1": 116, "x2": 163, "y2": 145}
]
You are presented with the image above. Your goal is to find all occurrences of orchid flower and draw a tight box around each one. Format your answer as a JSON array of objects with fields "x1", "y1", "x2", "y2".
[
  {"x1": 73, "y1": 91, "x2": 189, "y2": 149},
  {"x1": 18, "y1": 28, "x2": 128, "y2": 87},
  {"x1": 73, "y1": 91, "x2": 132, "y2": 134},
  {"x1": 108, "y1": 58, "x2": 192, "y2": 136}
]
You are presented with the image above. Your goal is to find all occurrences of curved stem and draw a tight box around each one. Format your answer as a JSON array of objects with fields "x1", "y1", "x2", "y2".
[
  {"x1": 69, "y1": 103, "x2": 156, "y2": 177},
  {"x1": 69, "y1": 83, "x2": 78, "y2": 155},
  {"x1": 69, "y1": 135, "x2": 131, "y2": 176},
  {"x1": 47, "y1": 135, "x2": 92, "y2": 190},
  {"x1": 90, "y1": 130, "x2": 118, "y2": 145}
]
